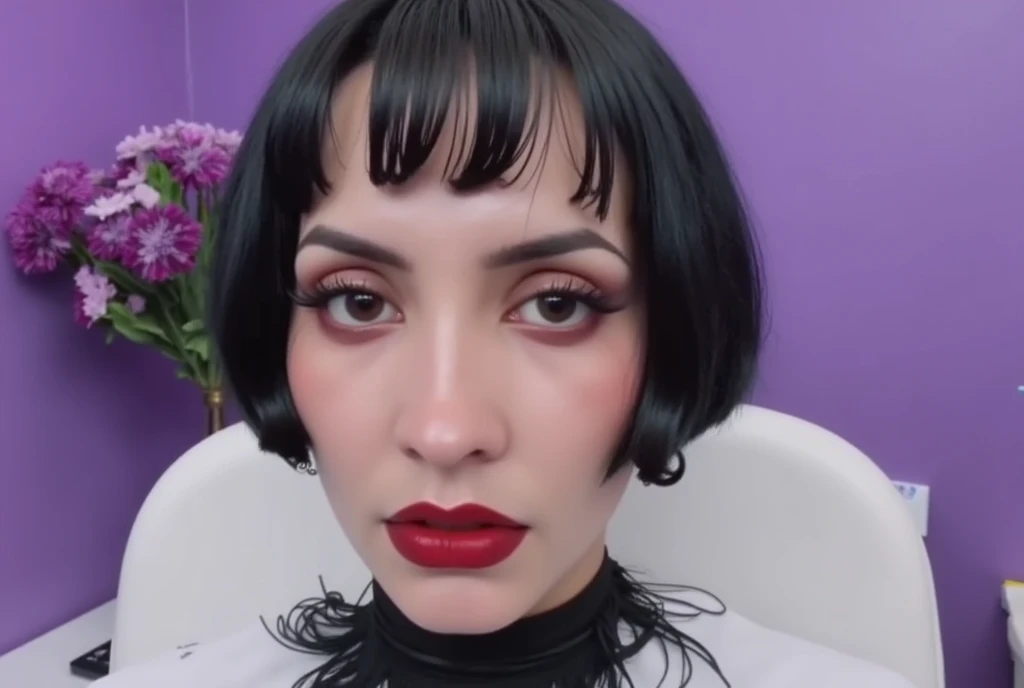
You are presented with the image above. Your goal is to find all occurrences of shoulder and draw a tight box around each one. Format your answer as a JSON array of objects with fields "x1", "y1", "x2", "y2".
[
  {"x1": 91, "y1": 623, "x2": 324, "y2": 688},
  {"x1": 632, "y1": 588, "x2": 918, "y2": 688}
]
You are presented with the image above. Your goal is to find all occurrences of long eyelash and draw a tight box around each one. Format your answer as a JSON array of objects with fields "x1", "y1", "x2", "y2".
[
  {"x1": 289, "y1": 277, "x2": 373, "y2": 309},
  {"x1": 537, "y1": 278, "x2": 624, "y2": 314},
  {"x1": 289, "y1": 277, "x2": 625, "y2": 314}
]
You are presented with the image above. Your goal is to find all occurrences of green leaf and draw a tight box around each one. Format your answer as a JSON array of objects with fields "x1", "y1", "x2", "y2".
[
  {"x1": 184, "y1": 333, "x2": 210, "y2": 361},
  {"x1": 182, "y1": 319, "x2": 205, "y2": 333},
  {"x1": 104, "y1": 328, "x2": 116, "y2": 345},
  {"x1": 105, "y1": 305, "x2": 181, "y2": 363},
  {"x1": 108, "y1": 317, "x2": 161, "y2": 347},
  {"x1": 146, "y1": 161, "x2": 170, "y2": 189},
  {"x1": 174, "y1": 273, "x2": 204, "y2": 323},
  {"x1": 94, "y1": 260, "x2": 153, "y2": 295},
  {"x1": 106, "y1": 302, "x2": 170, "y2": 341},
  {"x1": 145, "y1": 161, "x2": 189, "y2": 207}
]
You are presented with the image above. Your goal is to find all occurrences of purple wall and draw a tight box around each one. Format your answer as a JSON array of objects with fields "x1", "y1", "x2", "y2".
[
  {"x1": 189, "y1": 2, "x2": 1024, "y2": 687},
  {"x1": 2, "y1": 2, "x2": 1021, "y2": 687},
  {"x1": 0, "y1": 0, "x2": 204, "y2": 656}
]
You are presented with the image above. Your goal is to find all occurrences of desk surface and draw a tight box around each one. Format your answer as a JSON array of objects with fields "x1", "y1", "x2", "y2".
[{"x1": 0, "y1": 600, "x2": 115, "y2": 687}]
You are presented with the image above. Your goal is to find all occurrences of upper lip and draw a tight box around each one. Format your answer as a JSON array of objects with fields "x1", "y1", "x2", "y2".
[{"x1": 387, "y1": 502, "x2": 526, "y2": 529}]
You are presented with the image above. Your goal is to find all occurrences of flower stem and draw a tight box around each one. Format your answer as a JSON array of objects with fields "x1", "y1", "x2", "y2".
[{"x1": 154, "y1": 293, "x2": 205, "y2": 386}]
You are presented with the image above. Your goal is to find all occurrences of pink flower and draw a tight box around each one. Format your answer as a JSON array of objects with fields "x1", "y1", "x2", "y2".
[
  {"x1": 116, "y1": 169, "x2": 147, "y2": 190},
  {"x1": 123, "y1": 204, "x2": 201, "y2": 282},
  {"x1": 157, "y1": 127, "x2": 231, "y2": 190},
  {"x1": 87, "y1": 214, "x2": 132, "y2": 262},
  {"x1": 174, "y1": 121, "x2": 240, "y2": 154},
  {"x1": 127, "y1": 294, "x2": 146, "y2": 314},
  {"x1": 4, "y1": 200, "x2": 71, "y2": 274},
  {"x1": 111, "y1": 166, "x2": 161, "y2": 208},
  {"x1": 215, "y1": 129, "x2": 243, "y2": 154},
  {"x1": 73, "y1": 266, "x2": 117, "y2": 327},
  {"x1": 29, "y1": 161, "x2": 96, "y2": 232},
  {"x1": 85, "y1": 192, "x2": 134, "y2": 221},
  {"x1": 113, "y1": 158, "x2": 143, "y2": 183},
  {"x1": 116, "y1": 126, "x2": 167, "y2": 161},
  {"x1": 131, "y1": 183, "x2": 161, "y2": 209}
]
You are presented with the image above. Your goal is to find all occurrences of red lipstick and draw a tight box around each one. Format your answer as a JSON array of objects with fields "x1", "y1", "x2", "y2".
[{"x1": 385, "y1": 503, "x2": 528, "y2": 569}]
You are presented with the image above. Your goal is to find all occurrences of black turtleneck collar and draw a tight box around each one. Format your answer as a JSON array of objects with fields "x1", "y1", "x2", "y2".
[
  {"x1": 262, "y1": 551, "x2": 729, "y2": 687},
  {"x1": 369, "y1": 553, "x2": 615, "y2": 684}
]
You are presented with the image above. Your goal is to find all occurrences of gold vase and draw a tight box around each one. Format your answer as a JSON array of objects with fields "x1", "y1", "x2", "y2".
[{"x1": 204, "y1": 386, "x2": 225, "y2": 436}]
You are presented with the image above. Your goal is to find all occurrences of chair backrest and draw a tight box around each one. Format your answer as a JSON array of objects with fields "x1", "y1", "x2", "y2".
[
  {"x1": 110, "y1": 405, "x2": 943, "y2": 687},
  {"x1": 606, "y1": 405, "x2": 943, "y2": 688},
  {"x1": 110, "y1": 423, "x2": 370, "y2": 672}
]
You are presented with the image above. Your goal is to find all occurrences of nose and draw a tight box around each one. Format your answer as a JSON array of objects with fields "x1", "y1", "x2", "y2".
[
  {"x1": 393, "y1": 329, "x2": 509, "y2": 469},
  {"x1": 395, "y1": 398, "x2": 509, "y2": 468}
]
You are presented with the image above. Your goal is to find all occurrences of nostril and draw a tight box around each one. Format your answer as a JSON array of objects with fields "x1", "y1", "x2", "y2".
[{"x1": 402, "y1": 447, "x2": 423, "y2": 461}]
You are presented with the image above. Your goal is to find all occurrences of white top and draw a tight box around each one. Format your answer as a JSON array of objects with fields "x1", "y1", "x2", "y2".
[{"x1": 93, "y1": 594, "x2": 917, "y2": 688}]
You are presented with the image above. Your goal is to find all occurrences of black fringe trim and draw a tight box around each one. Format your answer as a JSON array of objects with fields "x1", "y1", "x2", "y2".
[{"x1": 261, "y1": 560, "x2": 730, "y2": 688}]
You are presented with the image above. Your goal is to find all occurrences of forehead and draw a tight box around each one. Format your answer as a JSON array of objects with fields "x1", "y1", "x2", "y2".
[{"x1": 304, "y1": 61, "x2": 631, "y2": 238}]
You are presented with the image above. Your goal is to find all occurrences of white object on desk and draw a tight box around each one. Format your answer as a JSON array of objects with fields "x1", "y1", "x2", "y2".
[
  {"x1": 1005, "y1": 582, "x2": 1023, "y2": 688},
  {"x1": 0, "y1": 600, "x2": 116, "y2": 687}
]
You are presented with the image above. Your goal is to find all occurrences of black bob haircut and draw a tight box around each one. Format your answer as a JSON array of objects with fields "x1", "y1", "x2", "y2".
[{"x1": 209, "y1": 0, "x2": 764, "y2": 487}]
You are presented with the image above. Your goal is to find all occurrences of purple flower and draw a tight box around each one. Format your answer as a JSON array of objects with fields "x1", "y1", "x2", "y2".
[
  {"x1": 88, "y1": 168, "x2": 114, "y2": 188},
  {"x1": 29, "y1": 161, "x2": 96, "y2": 232},
  {"x1": 4, "y1": 200, "x2": 71, "y2": 274},
  {"x1": 113, "y1": 158, "x2": 143, "y2": 183},
  {"x1": 72, "y1": 293, "x2": 91, "y2": 328},
  {"x1": 87, "y1": 214, "x2": 132, "y2": 262},
  {"x1": 156, "y1": 126, "x2": 231, "y2": 190},
  {"x1": 72, "y1": 266, "x2": 117, "y2": 327},
  {"x1": 116, "y1": 126, "x2": 167, "y2": 162},
  {"x1": 215, "y1": 128, "x2": 243, "y2": 155},
  {"x1": 123, "y1": 204, "x2": 201, "y2": 282},
  {"x1": 178, "y1": 121, "x2": 241, "y2": 155},
  {"x1": 126, "y1": 294, "x2": 147, "y2": 314}
]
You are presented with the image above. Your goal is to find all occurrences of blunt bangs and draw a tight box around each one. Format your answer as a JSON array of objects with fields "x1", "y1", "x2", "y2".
[{"x1": 210, "y1": 0, "x2": 765, "y2": 486}]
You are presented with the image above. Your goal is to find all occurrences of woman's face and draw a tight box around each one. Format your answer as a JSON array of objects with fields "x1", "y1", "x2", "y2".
[{"x1": 288, "y1": 64, "x2": 643, "y2": 634}]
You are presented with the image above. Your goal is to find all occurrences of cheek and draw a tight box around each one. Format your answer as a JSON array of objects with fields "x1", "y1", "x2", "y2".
[
  {"x1": 287, "y1": 317, "x2": 336, "y2": 429},
  {"x1": 519, "y1": 322, "x2": 642, "y2": 478},
  {"x1": 287, "y1": 314, "x2": 391, "y2": 535},
  {"x1": 286, "y1": 315, "x2": 381, "y2": 475},
  {"x1": 555, "y1": 321, "x2": 639, "y2": 420}
]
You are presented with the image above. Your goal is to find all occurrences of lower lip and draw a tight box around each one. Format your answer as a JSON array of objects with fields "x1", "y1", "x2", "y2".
[{"x1": 385, "y1": 523, "x2": 527, "y2": 569}]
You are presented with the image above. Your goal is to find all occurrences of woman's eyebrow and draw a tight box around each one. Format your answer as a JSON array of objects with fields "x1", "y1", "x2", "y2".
[
  {"x1": 297, "y1": 225, "x2": 630, "y2": 269},
  {"x1": 297, "y1": 225, "x2": 409, "y2": 269},
  {"x1": 485, "y1": 228, "x2": 630, "y2": 268}
]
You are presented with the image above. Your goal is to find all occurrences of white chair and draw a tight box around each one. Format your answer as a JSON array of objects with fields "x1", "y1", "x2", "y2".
[
  {"x1": 109, "y1": 423, "x2": 370, "y2": 672},
  {"x1": 606, "y1": 405, "x2": 943, "y2": 688},
  {"x1": 110, "y1": 405, "x2": 944, "y2": 687}
]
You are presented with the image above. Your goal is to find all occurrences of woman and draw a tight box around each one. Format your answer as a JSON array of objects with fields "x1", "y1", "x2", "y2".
[{"x1": 96, "y1": 0, "x2": 918, "y2": 685}]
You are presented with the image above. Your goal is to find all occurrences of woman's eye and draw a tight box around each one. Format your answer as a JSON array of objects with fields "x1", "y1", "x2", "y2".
[
  {"x1": 326, "y1": 292, "x2": 398, "y2": 327},
  {"x1": 517, "y1": 294, "x2": 591, "y2": 328}
]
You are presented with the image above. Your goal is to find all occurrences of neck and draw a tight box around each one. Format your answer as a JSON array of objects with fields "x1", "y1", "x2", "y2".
[
  {"x1": 526, "y1": 539, "x2": 609, "y2": 617},
  {"x1": 371, "y1": 550, "x2": 615, "y2": 670}
]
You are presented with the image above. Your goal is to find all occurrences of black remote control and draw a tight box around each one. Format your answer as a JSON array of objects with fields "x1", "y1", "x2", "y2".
[{"x1": 69, "y1": 640, "x2": 111, "y2": 680}]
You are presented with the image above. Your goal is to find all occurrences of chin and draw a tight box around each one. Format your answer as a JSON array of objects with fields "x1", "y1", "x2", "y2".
[{"x1": 388, "y1": 574, "x2": 531, "y2": 635}]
